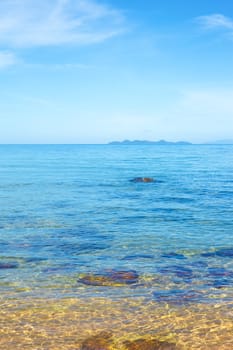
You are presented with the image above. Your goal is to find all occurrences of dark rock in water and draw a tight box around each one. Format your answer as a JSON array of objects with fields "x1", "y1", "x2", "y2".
[
  {"x1": 130, "y1": 177, "x2": 155, "y2": 183},
  {"x1": 215, "y1": 248, "x2": 233, "y2": 257},
  {"x1": 161, "y1": 252, "x2": 186, "y2": 260},
  {"x1": 207, "y1": 267, "x2": 231, "y2": 277},
  {"x1": 201, "y1": 247, "x2": 233, "y2": 258},
  {"x1": 201, "y1": 251, "x2": 216, "y2": 258},
  {"x1": 0, "y1": 262, "x2": 18, "y2": 269},
  {"x1": 24, "y1": 257, "x2": 46, "y2": 263},
  {"x1": 122, "y1": 254, "x2": 154, "y2": 260},
  {"x1": 78, "y1": 274, "x2": 109, "y2": 286},
  {"x1": 206, "y1": 267, "x2": 233, "y2": 289},
  {"x1": 78, "y1": 269, "x2": 139, "y2": 286},
  {"x1": 175, "y1": 266, "x2": 193, "y2": 278},
  {"x1": 190, "y1": 260, "x2": 208, "y2": 268},
  {"x1": 160, "y1": 265, "x2": 193, "y2": 279},
  {"x1": 212, "y1": 279, "x2": 231, "y2": 289},
  {"x1": 78, "y1": 242, "x2": 110, "y2": 253},
  {"x1": 124, "y1": 338, "x2": 178, "y2": 350},
  {"x1": 81, "y1": 333, "x2": 178, "y2": 350},
  {"x1": 80, "y1": 331, "x2": 113, "y2": 350}
]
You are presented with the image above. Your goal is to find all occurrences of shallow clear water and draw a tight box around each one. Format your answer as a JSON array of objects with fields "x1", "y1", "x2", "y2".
[{"x1": 1, "y1": 144, "x2": 233, "y2": 349}]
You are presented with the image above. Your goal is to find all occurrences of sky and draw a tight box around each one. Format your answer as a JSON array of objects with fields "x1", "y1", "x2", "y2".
[{"x1": 0, "y1": 0, "x2": 233, "y2": 144}]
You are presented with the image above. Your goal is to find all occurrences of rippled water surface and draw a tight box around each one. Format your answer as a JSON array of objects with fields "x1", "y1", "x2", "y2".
[{"x1": 1, "y1": 144, "x2": 233, "y2": 349}]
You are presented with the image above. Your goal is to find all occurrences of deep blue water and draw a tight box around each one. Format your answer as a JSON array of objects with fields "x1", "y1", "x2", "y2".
[{"x1": 0, "y1": 144, "x2": 233, "y2": 303}]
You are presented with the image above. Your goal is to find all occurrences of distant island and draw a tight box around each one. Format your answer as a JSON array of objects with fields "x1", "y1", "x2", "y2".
[{"x1": 108, "y1": 139, "x2": 192, "y2": 145}]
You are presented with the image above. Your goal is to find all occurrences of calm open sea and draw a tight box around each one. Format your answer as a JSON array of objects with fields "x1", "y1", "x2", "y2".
[{"x1": 1, "y1": 144, "x2": 233, "y2": 349}]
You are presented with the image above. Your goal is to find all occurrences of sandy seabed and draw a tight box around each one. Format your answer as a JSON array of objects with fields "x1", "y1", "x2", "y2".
[{"x1": 0, "y1": 297, "x2": 233, "y2": 350}]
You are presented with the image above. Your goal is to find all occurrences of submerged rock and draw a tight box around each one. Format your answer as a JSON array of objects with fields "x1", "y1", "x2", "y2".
[
  {"x1": 130, "y1": 177, "x2": 155, "y2": 183},
  {"x1": 160, "y1": 265, "x2": 193, "y2": 279},
  {"x1": 80, "y1": 331, "x2": 113, "y2": 350},
  {"x1": 124, "y1": 338, "x2": 178, "y2": 350},
  {"x1": 153, "y1": 289, "x2": 202, "y2": 304},
  {"x1": 201, "y1": 247, "x2": 233, "y2": 258},
  {"x1": 207, "y1": 267, "x2": 233, "y2": 277},
  {"x1": 0, "y1": 262, "x2": 18, "y2": 269},
  {"x1": 161, "y1": 252, "x2": 186, "y2": 260},
  {"x1": 206, "y1": 267, "x2": 233, "y2": 289},
  {"x1": 122, "y1": 254, "x2": 154, "y2": 260},
  {"x1": 215, "y1": 248, "x2": 233, "y2": 257},
  {"x1": 212, "y1": 279, "x2": 230, "y2": 289},
  {"x1": 78, "y1": 269, "x2": 139, "y2": 286}
]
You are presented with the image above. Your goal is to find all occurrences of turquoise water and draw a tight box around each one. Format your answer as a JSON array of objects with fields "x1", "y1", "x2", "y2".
[{"x1": 1, "y1": 144, "x2": 233, "y2": 303}]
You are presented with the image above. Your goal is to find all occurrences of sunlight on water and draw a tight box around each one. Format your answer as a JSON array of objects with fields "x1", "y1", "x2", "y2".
[{"x1": 1, "y1": 298, "x2": 233, "y2": 349}]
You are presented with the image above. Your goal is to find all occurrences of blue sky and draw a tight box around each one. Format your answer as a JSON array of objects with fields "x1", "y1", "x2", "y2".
[{"x1": 0, "y1": 0, "x2": 233, "y2": 143}]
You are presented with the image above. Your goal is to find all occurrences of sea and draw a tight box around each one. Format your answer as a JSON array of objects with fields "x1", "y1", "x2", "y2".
[{"x1": 0, "y1": 144, "x2": 233, "y2": 349}]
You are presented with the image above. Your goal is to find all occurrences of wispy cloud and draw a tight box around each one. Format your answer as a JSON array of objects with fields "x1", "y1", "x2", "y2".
[
  {"x1": 178, "y1": 89, "x2": 233, "y2": 115},
  {"x1": 162, "y1": 88, "x2": 233, "y2": 141},
  {"x1": 0, "y1": 51, "x2": 18, "y2": 68},
  {"x1": 0, "y1": 0, "x2": 125, "y2": 48},
  {"x1": 196, "y1": 13, "x2": 233, "y2": 31},
  {"x1": 22, "y1": 62, "x2": 94, "y2": 70}
]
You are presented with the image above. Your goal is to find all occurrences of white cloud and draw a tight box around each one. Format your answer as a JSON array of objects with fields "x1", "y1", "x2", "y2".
[
  {"x1": 0, "y1": 51, "x2": 17, "y2": 68},
  {"x1": 0, "y1": 0, "x2": 125, "y2": 47},
  {"x1": 197, "y1": 14, "x2": 233, "y2": 31}
]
